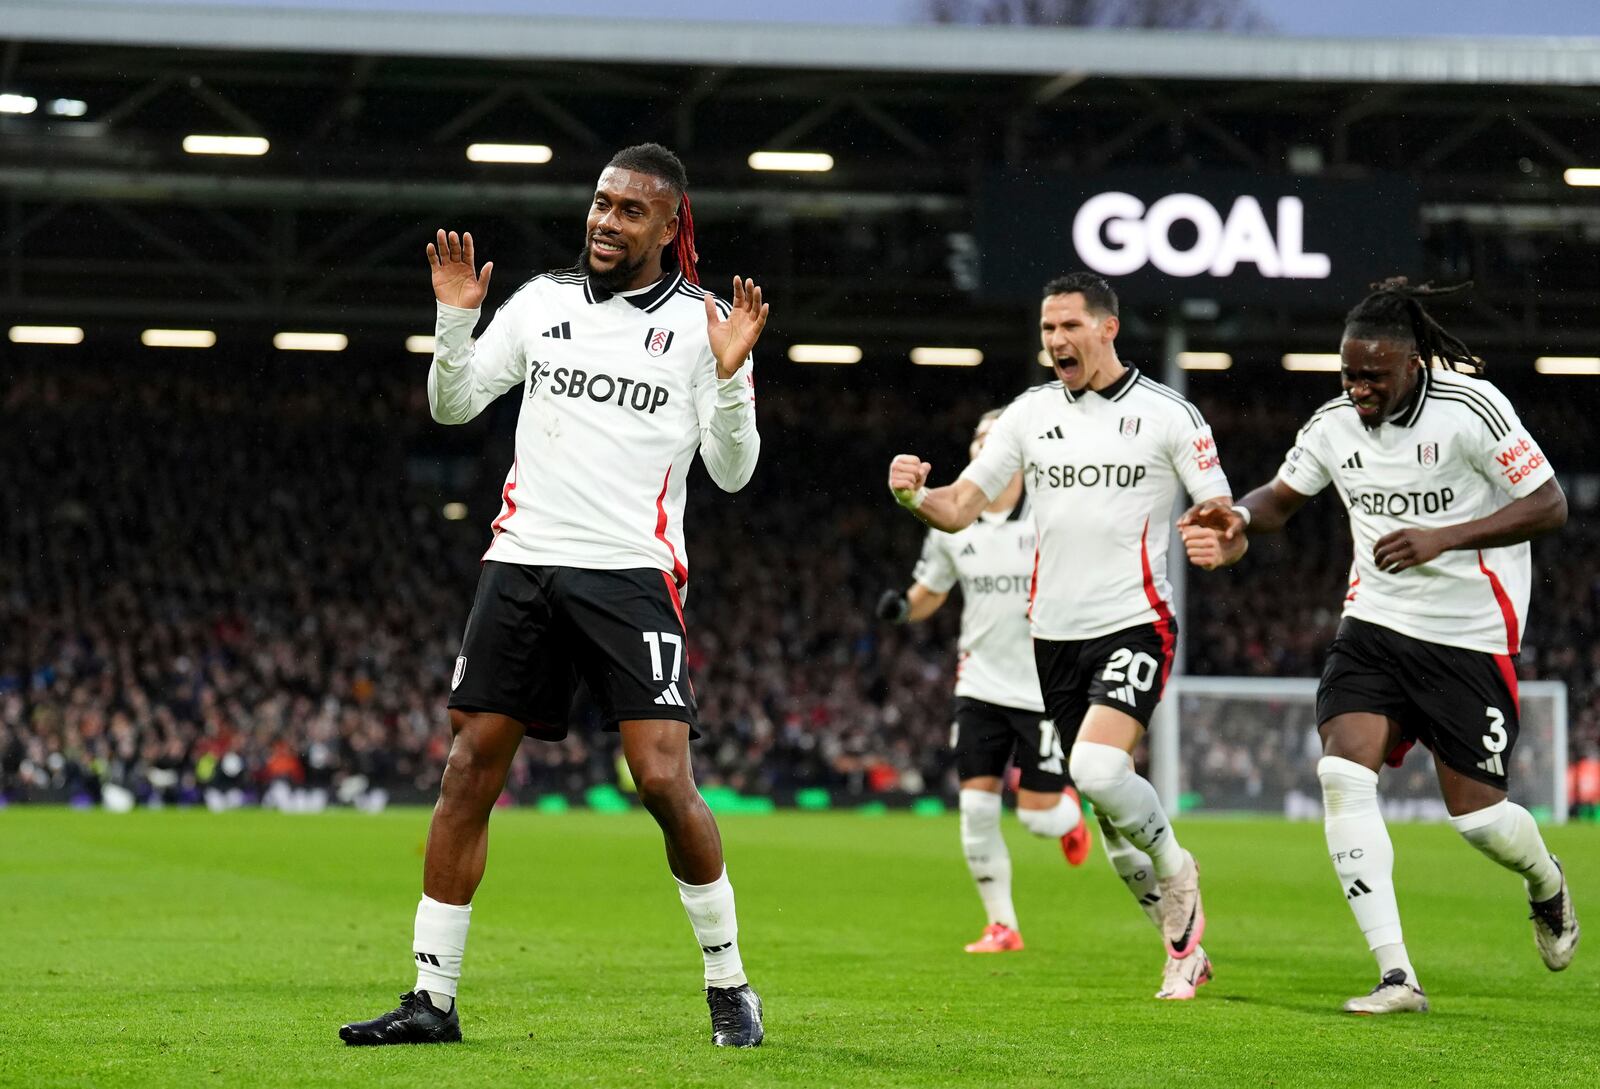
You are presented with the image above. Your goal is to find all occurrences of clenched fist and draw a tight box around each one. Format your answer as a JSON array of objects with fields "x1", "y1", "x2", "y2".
[{"x1": 888, "y1": 454, "x2": 932, "y2": 507}]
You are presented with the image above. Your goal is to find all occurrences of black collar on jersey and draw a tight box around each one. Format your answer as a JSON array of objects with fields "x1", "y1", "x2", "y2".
[
  {"x1": 1380, "y1": 364, "x2": 1430, "y2": 428},
  {"x1": 1061, "y1": 364, "x2": 1139, "y2": 404},
  {"x1": 583, "y1": 269, "x2": 684, "y2": 312}
]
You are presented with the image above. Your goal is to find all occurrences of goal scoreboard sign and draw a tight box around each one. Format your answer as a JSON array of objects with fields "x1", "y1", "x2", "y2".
[{"x1": 976, "y1": 170, "x2": 1421, "y2": 310}]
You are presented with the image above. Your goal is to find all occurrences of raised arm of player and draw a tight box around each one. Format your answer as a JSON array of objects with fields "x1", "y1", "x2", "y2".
[
  {"x1": 887, "y1": 455, "x2": 991, "y2": 533},
  {"x1": 1178, "y1": 479, "x2": 1311, "y2": 570},
  {"x1": 704, "y1": 276, "x2": 768, "y2": 380},
  {"x1": 696, "y1": 276, "x2": 765, "y2": 493},
  {"x1": 1373, "y1": 476, "x2": 1567, "y2": 574},
  {"x1": 429, "y1": 228, "x2": 494, "y2": 309},
  {"x1": 426, "y1": 229, "x2": 526, "y2": 426}
]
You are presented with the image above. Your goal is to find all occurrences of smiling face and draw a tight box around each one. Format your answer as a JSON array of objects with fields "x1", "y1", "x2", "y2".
[
  {"x1": 1040, "y1": 292, "x2": 1120, "y2": 392},
  {"x1": 1340, "y1": 335, "x2": 1422, "y2": 428},
  {"x1": 581, "y1": 167, "x2": 680, "y2": 291}
]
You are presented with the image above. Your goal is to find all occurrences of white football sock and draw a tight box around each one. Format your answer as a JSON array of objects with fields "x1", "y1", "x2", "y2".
[
  {"x1": 676, "y1": 868, "x2": 747, "y2": 988},
  {"x1": 1017, "y1": 794, "x2": 1081, "y2": 838},
  {"x1": 413, "y1": 895, "x2": 471, "y2": 1002},
  {"x1": 1098, "y1": 815, "x2": 1164, "y2": 931},
  {"x1": 1450, "y1": 799, "x2": 1562, "y2": 901},
  {"x1": 1068, "y1": 742, "x2": 1185, "y2": 879},
  {"x1": 959, "y1": 789, "x2": 1017, "y2": 930},
  {"x1": 1319, "y1": 756, "x2": 1418, "y2": 985}
]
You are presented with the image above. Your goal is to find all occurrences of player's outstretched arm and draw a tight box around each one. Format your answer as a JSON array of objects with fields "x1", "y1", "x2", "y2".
[
  {"x1": 696, "y1": 276, "x2": 765, "y2": 493},
  {"x1": 876, "y1": 584, "x2": 948, "y2": 625},
  {"x1": 1178, "y1": 480, "x2": 1309, "y2": 570},
  {"x1": 705, "y1": 276, "x2": 768, "y2": 379},
  {"x1": 1373, "y1": 477, "x2": 1567, "y2": 574},
  {"x1": 425, "y1": 229, "x2": 526, "y2": 426},
  {"x1": 887, "y1": 455, "x2": 989, "y2": 533}
]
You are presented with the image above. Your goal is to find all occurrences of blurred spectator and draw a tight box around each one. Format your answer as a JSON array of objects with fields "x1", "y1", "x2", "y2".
[{"x1": 1, "y1": 355, "x2": 1594, "y2": 813}]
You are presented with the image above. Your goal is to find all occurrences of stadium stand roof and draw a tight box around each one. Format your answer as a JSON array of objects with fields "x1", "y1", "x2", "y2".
[
  {"x1": 11, "y1": 3, "x2": 1600, "y2": 85},
  {"x1": 3, "y1": 10, "x2": 1600, "y2": 375}
]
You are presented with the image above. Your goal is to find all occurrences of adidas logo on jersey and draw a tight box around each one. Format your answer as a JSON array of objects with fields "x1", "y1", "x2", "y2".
[
  {"x1": 654, "y1": 683, "x2": 687, "y2": 707},
  {"x1": 1341, "y1": 452, "x2": 1364, "y2": 470},
  {"x1": 1038, "y1": 425, "x2": 1065, "y2": 440},
  {"x1": 1477, "y1": 753, "x2": 1505, "y2": 777},
  {"x1": 959, "y1": 543, "x2": 977, "y2": 556},
  {"x1": 541, "y1": 321, "x2": 573, "y2": 339},
  {"x1": 1105, "y1": 684, "x2": 1138, "y2": 706},
  {"x1": 1346, "y1": 878, "x2": 1372, "y2": 900}
]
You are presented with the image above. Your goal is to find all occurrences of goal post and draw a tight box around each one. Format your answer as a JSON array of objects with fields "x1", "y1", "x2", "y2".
[{"x1": 1151, "y1": 676, "x2": 1569, "y2": 823}]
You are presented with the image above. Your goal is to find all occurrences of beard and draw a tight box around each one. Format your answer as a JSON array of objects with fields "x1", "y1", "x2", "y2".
[{"x1": 579, "y1": 243, "x2": 648, "y2": 292}]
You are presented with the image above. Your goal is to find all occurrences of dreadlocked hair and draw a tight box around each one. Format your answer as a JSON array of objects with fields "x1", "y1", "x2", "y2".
[
  {"x1": 606, "y1": 142, "x2": 699, "y2": 285},
  {"x1": 1343, "y1": 277, "x2": 1484, "y2": 375},
  {"x1": 674, "y1": 193, "x2": 699, "y2": 286}
]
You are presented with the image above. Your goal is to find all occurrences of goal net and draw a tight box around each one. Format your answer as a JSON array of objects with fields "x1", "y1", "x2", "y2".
[{"x1": 1149, "y1": 677, "x2": 1569, "y2": 823}]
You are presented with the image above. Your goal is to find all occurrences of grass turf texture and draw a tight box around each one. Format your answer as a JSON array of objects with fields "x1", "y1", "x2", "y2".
[{"x1": 5, "y1": 809, "x2": 1597, "y2": 1088}]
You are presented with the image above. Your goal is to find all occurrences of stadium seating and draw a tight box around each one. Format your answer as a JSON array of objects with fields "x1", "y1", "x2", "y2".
[{"x1": 3, "y1": 354, "x2": 1596, "y2": 813}]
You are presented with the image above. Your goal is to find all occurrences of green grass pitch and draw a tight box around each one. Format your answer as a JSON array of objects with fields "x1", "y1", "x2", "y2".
[{"x1": 5, "y1": 807, "x2": 1596, "y2": 1088}]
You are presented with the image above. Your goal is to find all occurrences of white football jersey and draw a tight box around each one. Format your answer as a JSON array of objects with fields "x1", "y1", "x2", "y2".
[
  {"x1": 428, "y1": 269, "x2": 758, "y2": 588},
  {"x1": 1276, "y1": 367, "x2": 1553, "y2": 655},
  {"x1": 912, "y1": 503, "x2": 1043, "y2": 712},
  {"x1": 960, "y1": 368, "x2": 1231, "y2": 641}
]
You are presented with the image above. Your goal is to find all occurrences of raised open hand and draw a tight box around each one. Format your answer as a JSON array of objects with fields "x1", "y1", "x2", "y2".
[
  {"x1": 427, "y1": 229, "x2": 494, "y2": 309},
  {"x1": 706, "y1": 276, "x2": 769, "y2": 379}
]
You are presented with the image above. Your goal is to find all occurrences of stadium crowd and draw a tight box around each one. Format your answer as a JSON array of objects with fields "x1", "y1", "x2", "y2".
[{"x1": 4, "y1": 352, "x2": 1598, "y2": 813}]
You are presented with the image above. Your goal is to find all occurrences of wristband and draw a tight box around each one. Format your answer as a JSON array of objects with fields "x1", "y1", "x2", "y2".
[
  {"x1": 1230, "y1": 504, "x2": 1252, "y2": 527},
  {"x1": 895, "y1": 486, "x2": 929, "y2": 511}
]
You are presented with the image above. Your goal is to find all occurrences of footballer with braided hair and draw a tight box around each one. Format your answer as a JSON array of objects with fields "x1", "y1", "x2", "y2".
[
  {"x1": 341, "y1": 144, "x2": 768, "y2": 1049},
  {"x1": 1179, "y1": 277, "x2": 1578, "y2": 1015}
]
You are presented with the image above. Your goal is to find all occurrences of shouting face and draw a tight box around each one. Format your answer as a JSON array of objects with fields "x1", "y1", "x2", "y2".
[{"x1": 1039, "y1": 292, "x2": 1120, "y2": 392}]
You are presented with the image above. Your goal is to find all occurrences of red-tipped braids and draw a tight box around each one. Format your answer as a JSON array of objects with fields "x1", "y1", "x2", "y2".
[{"x1": 674, "y1": 192, "x2": 700, "y2": 286}]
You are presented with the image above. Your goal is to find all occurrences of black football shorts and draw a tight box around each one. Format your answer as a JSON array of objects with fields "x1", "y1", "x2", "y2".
[
  {"x1": 448, "y1": 561, "x2": 698, "y2": 740},
  {"x1": 950, "y1": 696, "x2": 1070, "y2": 792},
  {"x1": 1033, "y1": 620, "x2": 1176, "y2": 746},
  {"x1": 1317, "y1": 617, "x2": 1520, "y2": 789}
]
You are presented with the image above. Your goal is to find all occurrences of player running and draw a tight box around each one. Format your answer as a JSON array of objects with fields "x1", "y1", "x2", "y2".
[
  {"x1": 1180, "y1": 278, "x2": 1579, "y2": 1014},
  {"x1": 877, "y1": 409, "x2": 1092, "y2": 955},
  {"x1": 887, "y1": 272, "x2": 1231, "y2": 999},
  {"x1": 340, "y1": 144, "x2": 768, "y2": 1048}
]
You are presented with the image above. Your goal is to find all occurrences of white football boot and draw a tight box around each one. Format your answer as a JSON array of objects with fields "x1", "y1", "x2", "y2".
[
  {"x1": 1156, "y1": 850, "x2": 1205, "y2": 959},
  {"x1": 1342, "y1": 969, "x2": 1429, "y2": 1015},
  {"x1": 1530, "y1": 857, "x2": 1580, "y2": 972},
  {"x1": 1155, "y1": 945, "x2": 1213, "y2": 1000}
]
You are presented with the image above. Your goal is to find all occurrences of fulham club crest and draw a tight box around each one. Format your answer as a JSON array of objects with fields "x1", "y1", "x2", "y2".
[
  {"x1": 452, "y1": 656, "x2": 467, "y2": 691},
  {"x1": 1417, "y1": 442, "x2": 1439, "y2": 469},
  {"x1": 644, "y1": 327, "x2": 675, "y2": 357},
  {"x1": 1119, "y1": 416, "x2": 1142, "y2": 438}
]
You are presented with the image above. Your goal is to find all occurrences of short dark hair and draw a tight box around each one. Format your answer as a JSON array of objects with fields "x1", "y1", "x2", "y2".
[
  {"x1": 1343, "y1": 277, "x2": 1483, "y2": 375},
  {"x1": 607, "y1": 143, "x2": 689, "y2": 202},
  {"x1": 1042, "y1": 272, "x2": 1118, "y2": 317}
]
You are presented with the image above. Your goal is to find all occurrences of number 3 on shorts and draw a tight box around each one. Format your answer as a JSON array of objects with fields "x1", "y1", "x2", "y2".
[
  {"x1": 1482, "y1": 706, "x2": 1508, "y2": 754},
  {"x1": 642, "y1": 631, "x2": 683, "y2": 682}
]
